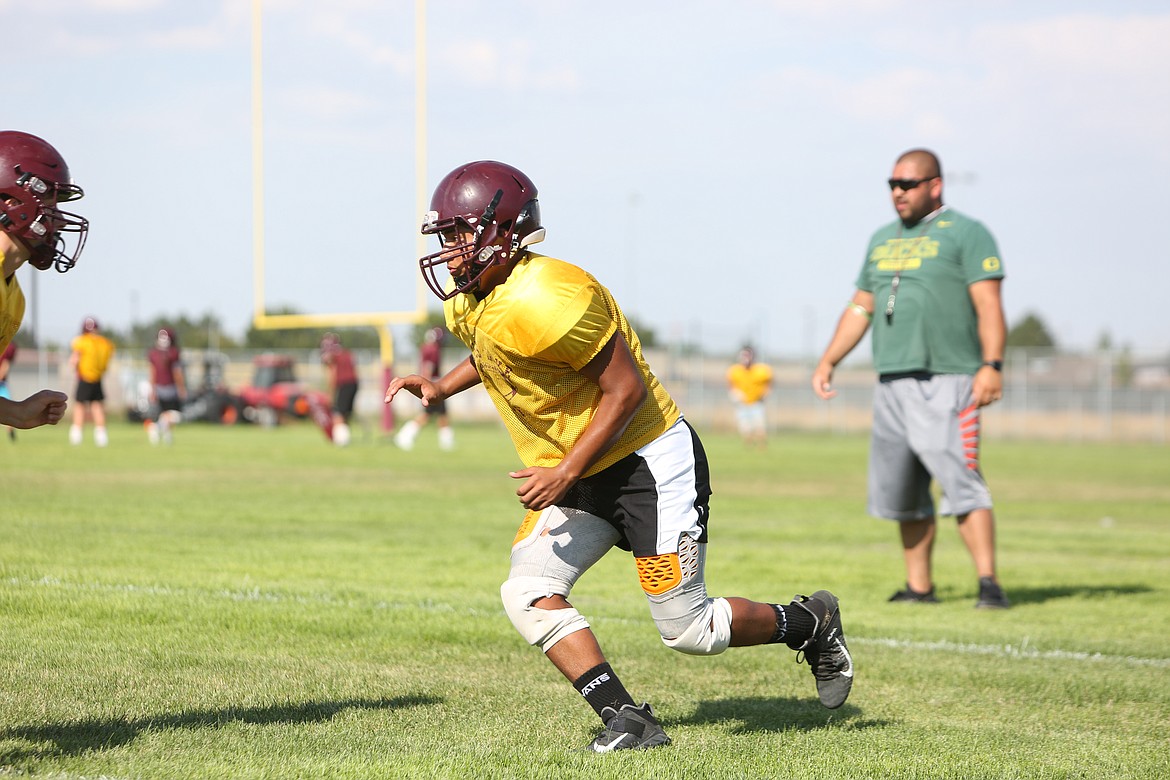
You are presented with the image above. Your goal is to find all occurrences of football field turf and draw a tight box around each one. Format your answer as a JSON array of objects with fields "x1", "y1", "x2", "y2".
[{"x1": 3, "y1": 420, "x2": 1168, "y2": 779}]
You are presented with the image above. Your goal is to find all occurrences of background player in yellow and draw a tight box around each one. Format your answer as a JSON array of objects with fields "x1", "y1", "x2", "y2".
[
  {"x1": 386, "y1": 161, "x2": 853, "y2": 752},
  {"x1": 0, "y1": 130, "x2": 88, "y2": 433},
  {"x1": 726, "y1": 345, "x2": 773, "y2": 448},
  {"x1": 69, "y1": 316, "x2": 115, "y2": 447}
]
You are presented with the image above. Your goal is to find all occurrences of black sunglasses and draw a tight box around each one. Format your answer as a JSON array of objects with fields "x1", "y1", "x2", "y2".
[{"x1": 887, "y1": 177, "x2": 938, "y2": 192}]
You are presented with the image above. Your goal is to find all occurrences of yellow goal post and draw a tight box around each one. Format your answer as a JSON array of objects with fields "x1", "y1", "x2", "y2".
[{"x1": 250, "y1": 0, "x2": 432, "y2": 430}]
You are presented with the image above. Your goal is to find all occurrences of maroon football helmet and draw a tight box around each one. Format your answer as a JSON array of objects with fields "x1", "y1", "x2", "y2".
[
  {"x1": 419, "y1": 160, "x2": 545, "y2": 300},
  {"x1": 0, "y1": 130, "x2": 88, "y2": 272}
]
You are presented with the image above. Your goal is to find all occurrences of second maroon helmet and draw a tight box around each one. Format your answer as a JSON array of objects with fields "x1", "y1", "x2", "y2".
[{"x1": 418, "y1": 161, "x2": 545, "y2": 300}]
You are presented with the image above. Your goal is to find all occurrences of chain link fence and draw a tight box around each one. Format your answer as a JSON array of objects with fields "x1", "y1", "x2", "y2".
[{"x1": 10, "y1": 346, "x2": 1168, "y2": 444}]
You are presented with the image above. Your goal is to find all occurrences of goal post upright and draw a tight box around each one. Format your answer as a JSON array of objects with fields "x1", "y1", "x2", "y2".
[{"x1": 250, "y1": 0, "x2": 432, "y2": 432}]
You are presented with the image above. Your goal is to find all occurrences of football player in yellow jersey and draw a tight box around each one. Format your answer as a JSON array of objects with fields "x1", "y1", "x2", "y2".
[
  {"x1": 0, "y1": 131, "x2": 88, "y2": 432},
  {"x1": 387, "y1": 161, "x2": 853, "y2": 751},
  {"x1": 727, "y1": 345, "x2": 774, "y2": 448},
  {"x1": 68, "y1": 316, "x2": 115, "y2": 447}
]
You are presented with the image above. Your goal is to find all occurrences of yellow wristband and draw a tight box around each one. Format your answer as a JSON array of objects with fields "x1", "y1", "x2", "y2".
[{"x1": 847, "y1": 302, "x2": 872, "y2": 321}]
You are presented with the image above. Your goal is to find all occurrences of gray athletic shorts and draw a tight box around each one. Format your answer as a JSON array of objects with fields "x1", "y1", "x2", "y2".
[{"x1": 868, "y1": 373, "x2": 993, "y2": 521}]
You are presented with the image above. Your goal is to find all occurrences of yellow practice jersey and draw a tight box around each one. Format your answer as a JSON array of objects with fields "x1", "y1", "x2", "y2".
[
  {"x1": 71, "y1": 333, "x2": 115, "y2": 383},
  {"x1": 445, "y1": 253, "x2": 680, "y2": 477},
  {"x1": 727, "y1": 362, "x2": 773, "y2": 404},
  {"x1": 0, "y1": 273, "x2": 26, "y2": 355}
]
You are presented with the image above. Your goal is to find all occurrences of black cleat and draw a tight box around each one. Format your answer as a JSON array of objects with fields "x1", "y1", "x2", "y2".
[
  {"x1": 888, "y1": 584, "x2": 940, "y2": 603},
  {"x1": 975, "y1": 577, "x2": 1011, "y2": 609},
  {"x1": 793, "y1": 590, "x2": 854, "y2": 709},
  {"x1": 584, "y1": 702, "x2": 671, "y2": 753}
]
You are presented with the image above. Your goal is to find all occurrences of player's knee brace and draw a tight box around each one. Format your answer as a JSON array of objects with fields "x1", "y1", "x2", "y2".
[
  {"x1": 639, "y1": 535, "x2": 732, "y2": 656},
  {"x1": 500, "y1": 575, "x2": 590, "y2": 653}
]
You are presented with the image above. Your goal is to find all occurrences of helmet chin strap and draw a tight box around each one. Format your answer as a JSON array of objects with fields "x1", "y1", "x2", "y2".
[
  {"x1": 475, "y1": 188, "x2": 504, "y2": 244},
  {"x1": 470, "y1": 188, "x2": 507, "y2": 274}
]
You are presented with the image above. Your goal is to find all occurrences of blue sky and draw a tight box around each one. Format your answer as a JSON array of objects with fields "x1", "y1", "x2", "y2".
[{"x1": 9, "y1": 0, "x2": 1170, "y2": 359}]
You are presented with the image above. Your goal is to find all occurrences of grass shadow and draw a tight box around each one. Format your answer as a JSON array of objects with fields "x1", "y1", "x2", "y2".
[
  {"x1": 0, "y1": 694, "x2": 441, "y2": 763},
  {"x1": 1003, "y1": 583, "x2": 1153, "y2": 606},
  {"x1": 671, "y1": 696, "x2": 886, "y2": 734}
]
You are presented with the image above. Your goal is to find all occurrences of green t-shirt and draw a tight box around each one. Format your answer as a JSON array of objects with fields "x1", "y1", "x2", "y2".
[{"x1": 856, "y1": 208, "x2": 1004, "y2": 375}]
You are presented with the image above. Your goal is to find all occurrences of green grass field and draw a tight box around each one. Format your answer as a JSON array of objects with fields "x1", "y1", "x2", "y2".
[{"x1": 2, "y1": 419, "x2": 1168, "y2": 779}]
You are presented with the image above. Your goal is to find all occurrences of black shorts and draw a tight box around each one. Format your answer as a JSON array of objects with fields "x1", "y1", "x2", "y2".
[
  {"x1": 559, "y1": 418, "x2": 711, "y2": 555},
  {"x1": 75, "y1": 380, "x2": 105, "y2": 403},
  {"x1": 334, "y1": 382, "x2": 358, "y2": 418},
  {"x1": 156, "y1": 384, "x2": 182, "y2": 413}
]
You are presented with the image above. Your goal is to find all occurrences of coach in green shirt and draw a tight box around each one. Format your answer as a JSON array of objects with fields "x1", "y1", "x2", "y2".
[{"x1": 812, "y1": 148, "x2": 1010, "y2": 610}]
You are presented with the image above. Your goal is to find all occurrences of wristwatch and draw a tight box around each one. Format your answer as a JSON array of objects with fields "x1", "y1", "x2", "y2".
[{"x1": 982, "y1": 360, "x2": 1003, "y2": 372}]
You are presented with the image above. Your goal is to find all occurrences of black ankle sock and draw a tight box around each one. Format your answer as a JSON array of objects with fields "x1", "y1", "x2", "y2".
[
  {"x1": 780, "y1": 600, "x2": 818, "y2": 650},
  {"x1": 573, "y1": 663, "x2": 636, "y2": 720},
  {"x1": 766, "y1": 603, "x2": 788, "y2": 644}
]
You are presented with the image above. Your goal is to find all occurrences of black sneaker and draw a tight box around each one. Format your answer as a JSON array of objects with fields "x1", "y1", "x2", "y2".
[
  {"x1": 888, "y1": 584, "x2": 939, "y2": 603},
  {"x1": 976, "y1": 577, "x2": 1011, "y2": 609},
  {"x1": 584, "y1": 702, "x2": 670, "y2": 753},
  {"x1": 792, "y1": 591, "x2": 854, "y2": 709}
]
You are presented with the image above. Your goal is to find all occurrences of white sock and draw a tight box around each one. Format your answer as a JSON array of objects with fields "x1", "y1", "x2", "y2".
[{"x1": 394, "y1": 419, "x2": 420, "y2": 450}]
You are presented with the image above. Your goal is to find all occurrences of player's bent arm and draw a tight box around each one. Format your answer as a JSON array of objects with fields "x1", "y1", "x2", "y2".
[
  {"x1": 557, "y1": 332, "x2": 647, "y2": 482},
  {"x1": 813, "y1": 290, "x2": 873, "y2": 398},
  {"x1": 435, "y1": 356, "x2": 482, "y2": 399},
  {"x1": 385, "y1": 357, "x2": 480, "y2": 404}
]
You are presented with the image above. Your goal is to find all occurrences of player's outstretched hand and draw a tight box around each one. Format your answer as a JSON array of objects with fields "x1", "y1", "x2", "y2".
[{"x1": 384, "y1": 374, "x2": 441, "y2": 407}]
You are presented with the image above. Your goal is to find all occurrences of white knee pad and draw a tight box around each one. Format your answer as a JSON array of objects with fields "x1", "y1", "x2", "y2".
[
  {"x1": 659, "y1": 595, "x2": 732, "y2": 656},
  {"x1": 500, "y1": 575, "x2": 591, "y2": 653}
]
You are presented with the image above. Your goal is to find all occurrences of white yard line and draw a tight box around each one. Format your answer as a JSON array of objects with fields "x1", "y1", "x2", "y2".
[{"x1": 8, "y1": 575, "x2": 1169, "y2": 668}]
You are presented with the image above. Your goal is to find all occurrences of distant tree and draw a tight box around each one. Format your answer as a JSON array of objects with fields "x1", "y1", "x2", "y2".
[
  {"x1": 244, "y1": 306, "x2": 379, "y2": 350},
  {"x1": 1007, "y1": 312, "x2": 1057, "y2": 350},
  {"x1": 1115, "y1": 345, "x2": 1135, "y2": 388},
  {"x1": 627, "y1": 315, "x2": 659, "y2": 349},
  {"x1": 409, "y1": 309, "x2": 448, "y2": 346},
  {"x1": 127, "y1": 312, "x2": 240, "y2": 351},
  {"x1": 13, "y1": 329, "x2": 38, "y2": 349}
]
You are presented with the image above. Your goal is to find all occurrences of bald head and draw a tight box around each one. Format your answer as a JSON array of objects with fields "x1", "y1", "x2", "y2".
[{"x1": 896, "y1": 149, "x2": 942, "y2": 180}]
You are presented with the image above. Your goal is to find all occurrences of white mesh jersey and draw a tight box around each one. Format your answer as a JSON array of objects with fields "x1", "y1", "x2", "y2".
[{"x1": 445, "y1": 252, "x2": 680, "y2": 477}]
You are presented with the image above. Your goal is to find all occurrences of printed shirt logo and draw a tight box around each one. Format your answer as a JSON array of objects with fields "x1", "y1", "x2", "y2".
[
  {"x1": 870, "y1": 236, "x2": 939, "y2": 272},
  {"x1": 982, "y1": 256, "x2": 1001, "y2": 272},
  {"x1": 476, "y1": 351, "x2": 519, "y2": 403}
]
